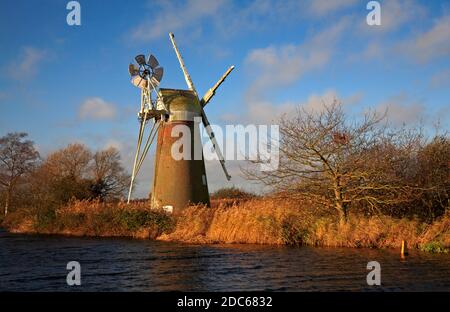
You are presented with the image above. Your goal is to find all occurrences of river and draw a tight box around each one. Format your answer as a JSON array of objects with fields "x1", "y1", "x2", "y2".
[{"x1": 0, "y1": 229, "x2": 449, "y2": 291}]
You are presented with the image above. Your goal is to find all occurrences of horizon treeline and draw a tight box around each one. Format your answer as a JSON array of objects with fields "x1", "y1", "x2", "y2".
[{"x1": 0, "y1": 133, "x2": 130, "y2": 216}]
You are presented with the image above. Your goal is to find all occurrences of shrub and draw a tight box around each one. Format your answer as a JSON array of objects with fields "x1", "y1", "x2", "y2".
[
  {"x1": 280, "y1": 215, "x2": 309, "y2": 245},
  {"x1": 55, "y1": 213, "x2": 86, "y2": 230},
  {"x1": 211, "y1": 187, "x2": 256, "y2": 199},
  {"x1": 420, "y1": 241, "x2": 448, "y2": 253},
  {"x1": 118, "y1": 209, "x2": 174, "y2": 232},
  {"x1": 35, "y1": 206, "x2": 56, "y2": 231}
]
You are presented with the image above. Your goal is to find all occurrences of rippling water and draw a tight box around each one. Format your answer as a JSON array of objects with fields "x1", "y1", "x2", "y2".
[{"x1": 0, "y1": 229, "x2": 449, "y2": 291}]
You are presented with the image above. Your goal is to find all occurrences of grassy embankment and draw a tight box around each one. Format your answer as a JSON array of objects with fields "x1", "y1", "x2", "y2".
[{"x1": 2, "y1": 197, "x2": 449, "y2": 253}]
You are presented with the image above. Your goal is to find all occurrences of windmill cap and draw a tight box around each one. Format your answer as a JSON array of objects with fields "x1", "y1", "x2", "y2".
[{"x1": 160, "y1": 88, "x2": 202, "y2": 115}]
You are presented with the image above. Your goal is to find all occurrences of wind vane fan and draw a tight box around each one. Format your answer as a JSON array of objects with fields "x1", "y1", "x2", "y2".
[
  {"x1": 129, "y1": 54, "x2": 164, "y2": 90},
  {"x1": 127, "y1": 33, "x2": 235, "y2": 211},
  {"x1": 127, "y1": 53, "x2": 166, "y2": 203}
]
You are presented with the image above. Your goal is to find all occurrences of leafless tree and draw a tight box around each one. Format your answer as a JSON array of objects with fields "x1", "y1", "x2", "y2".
[
  {"x1": 414, "y1": 135, "x2": 450, "y2": 220},
  {"x1": 34, "y1": 144, "x2": 93, "y2": 205},
  {"x1": 44, "y1": 143, "x2": 92, "y2": 180},
  {"x1": 0, "y1": 133, "x2": 40, "y2": 215},
  {"x1": 243, "y1": 100, "x2": 424, "y2": 223},
  {"x1": 90, "y1": 147, "x2": 130, "y2": 201},
  {"x1": 40, "y1": 144, "x2": 130, "y2": 202}
]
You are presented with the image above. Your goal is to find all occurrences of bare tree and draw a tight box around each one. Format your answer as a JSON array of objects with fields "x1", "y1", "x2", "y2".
[
  {"x1": 29, "y1": 144, "x2": 130, "y2": 204},
  {"x1": 0, "y1": 133, "x2": 40, "y2": 215},
  {"x1": 243, "y1": 100, "x2": 422, "y2": 223},
  {"x1": 414, "y1": 135, "x2": 450, "y2": 220},
  {"x1": 44, "y1": 143, "x2": 92, "y2": 180},
  {"x1": 90, "y1": 147, "x2": 130, "y2": 201},
  {"x1": 40, "y1": 143, "x2": 93, "y2": 204}
]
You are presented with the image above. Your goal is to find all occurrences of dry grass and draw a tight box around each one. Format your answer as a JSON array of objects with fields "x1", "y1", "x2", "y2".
[
  {"x1": 160, "y1": 197, "x2": 449, "y2": 252},
  {"x1": 3, "y1": 197, "x2": 448, "y2": 252},
  {"x1": 158, "y1": 197, "x2": 311, "y2": 244},
  {"x1": 3, "y1": 199, "x2": 174, "y2": 239}
]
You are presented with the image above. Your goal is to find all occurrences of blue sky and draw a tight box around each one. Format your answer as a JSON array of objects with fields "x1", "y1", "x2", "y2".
[{"x1": 1, "y1": 0, "x2": 450, "y2": 197}]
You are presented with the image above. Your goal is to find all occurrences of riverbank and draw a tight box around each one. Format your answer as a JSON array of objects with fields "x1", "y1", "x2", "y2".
[{"x1": 2, "y1": 198, "x2": 449, "y2": 253}]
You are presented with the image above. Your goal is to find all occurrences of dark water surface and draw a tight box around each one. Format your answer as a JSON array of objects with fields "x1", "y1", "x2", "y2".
[{"x1": 1, "y1": 229, "x2": 449, "y2": 291}]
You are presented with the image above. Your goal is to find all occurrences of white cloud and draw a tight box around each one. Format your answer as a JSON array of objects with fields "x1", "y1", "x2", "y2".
[
  {"x1": 262, "y1": 90, "x2": 362, "y2": 122},
  {"x1": 231, "y1": 89, "x2": 361, "y2": 125},
  {"x1": 358, "y1": 0, "x2": 426, "y2": 34},
  {"x1": 375, "y1": 94, "x2": 426, "y2": 126},
  {"x1": 103, "y1": 139, "x2": 124, "y2": 151},
  {"x1": 245, "y1": 100, "x2": 296, "y2": 124},
  {"x1": 429, "y1": 69, "x2": 450, "y2": 89},
  {"x1": 307, "y1": 0, "x2": 358, "y2": 17},
  {"x1": 130, "y1": 0, "x2": 225, "y2": 42},
  {"x1": 78, "y1": 97, "x2": 117, "y2": 120},
  {"x1": 348, "y1": 1, "x2": 427, "y2": 63},
  {"x1": 9, "y1": 47, "x2": 47, "y2": 80},
  {"x1": 397, "y1": 14, "x2": 450, "y2": 63},
  {"x1": 379, "y1": 0, "x2": 425, "y2": 31},
  {"x1": 240, "y1": 19, "x2": 351, "y2": 125},
  {"x1": 302, "y1": 90, "x2": 344, "y2": 112},
  {"x1": 212, "y1": 0, "x2": 304, "y2": 38},
  {"x1": 244, "y1": 17, "x2": 350, "y2": 102},
  {"x1": 130, "y1": 0, "x2": 307, "y2": 43},
  {"x1": 347, "y1": 40, "x2": 383, "y2": 62}
]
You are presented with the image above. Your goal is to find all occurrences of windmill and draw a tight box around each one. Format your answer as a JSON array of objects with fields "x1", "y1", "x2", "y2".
[{"x1": 127, "y1": 32, "x2": 234, "y2": 213}]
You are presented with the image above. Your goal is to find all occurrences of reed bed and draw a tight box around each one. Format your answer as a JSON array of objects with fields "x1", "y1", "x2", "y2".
[
  {"x1": 2, "y1": 197, "x2": 449, "y2": 252},
  {"x1": 3, "y1": 199, "x2": 174, "y2": 239},
  {"x1": 160, "y1": 198, "x2": 449, "y2": 252}
]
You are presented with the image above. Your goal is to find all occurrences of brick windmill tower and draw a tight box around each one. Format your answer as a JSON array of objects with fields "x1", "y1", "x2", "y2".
[{"x1": 126, "y1": 33, "x2": 234, "y2": 212}]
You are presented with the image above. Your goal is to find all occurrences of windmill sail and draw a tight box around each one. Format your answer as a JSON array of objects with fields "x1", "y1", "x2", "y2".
[{"x1": 168, "y1": 32, "x2": 232, "y2": 181}]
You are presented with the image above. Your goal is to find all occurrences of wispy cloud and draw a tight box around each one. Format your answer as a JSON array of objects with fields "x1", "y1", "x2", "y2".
[
  {"x1": 347, "y1": 0, "x2": 429, "y2": 63},
  {"x1": 397, "y1": 14, "x2": 450, "y2": 63},
  {"x1": 375, "y1": 93, "x2": 426, "y2": 126},
  {"x1": 130, "y1": 0, "x2": 225, "y2": 42},
  {"x1": 78, "y1": 97, "x2": 117, "y2": 121},
  {"x1": 307, "y1": 0, "x2": 358, "y2": 17},
  {"x1": 429, "y1": 69, "x2": 450, "y2": 89},
  {"x1": 8, "y1": 47, "x2": 48, "y2": 80},
  {"x1": 347, "y1": 40, "x2": 384, "y2": 62},
  {"x1": 226, "y1": 89, "x2": 362, "y2": 125},
  {"x1": 244, "y1": 17, "x2": 350, "y2": 102},
  {"x1": 357, "y1": 0, "x2": 426, "y2": 34},
  {"x1": 130, "y1": 0, "x2": 356, "y2": 44}
]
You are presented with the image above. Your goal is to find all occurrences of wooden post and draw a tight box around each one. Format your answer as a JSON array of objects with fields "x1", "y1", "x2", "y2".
[{"x1": 401, "y1": 240, "x2": 408, "y2": 257}]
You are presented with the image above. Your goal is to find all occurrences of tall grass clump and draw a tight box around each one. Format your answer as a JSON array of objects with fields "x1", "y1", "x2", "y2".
[
  {"x1": 159, "y1": 197, "x2": 449, "y2": 252},
  {"x1": 159, "y1": 197, "x2": 319, "y2": 245},
  {"x1": 3, "y1": 199, "x2": 174, "y2": 239}
]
